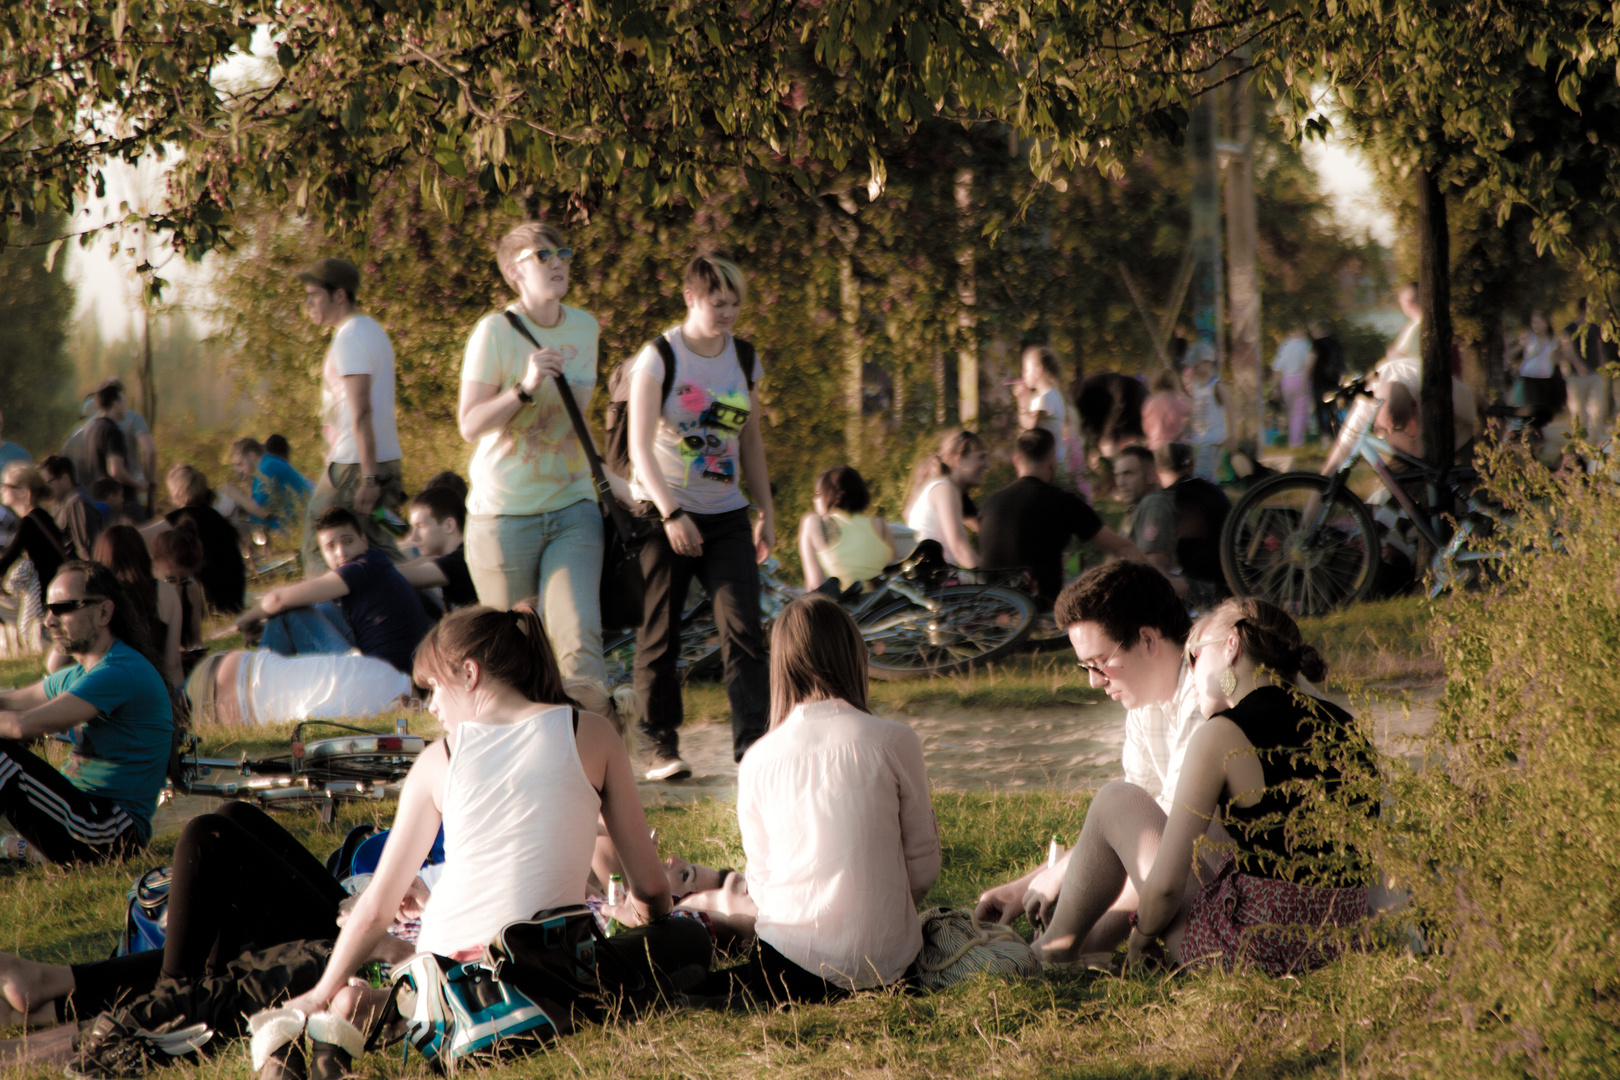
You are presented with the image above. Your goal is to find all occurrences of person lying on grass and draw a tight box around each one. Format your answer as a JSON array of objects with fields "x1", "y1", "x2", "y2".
[
  {"x1": 1032, "y1": 598, "x2": 1378, "y2": 975},
  {"x1": 0, "y1": 801, "x2": 417, "y2": 1033},
  {"x1": 184, "y1": 648, "x2": 413, "y2": 727},
  {"x1": 975, "y1": 561, "x2": 1215, "y2": 945}
]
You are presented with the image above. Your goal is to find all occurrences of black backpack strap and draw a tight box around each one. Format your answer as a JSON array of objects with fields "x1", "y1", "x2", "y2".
[
  {"x1": 653, "y1": 335, "x2": 677, "y2": 408},
  {"x1": 502, "y1": 310, "x2": 637, "y2": 545},
  {"x1": 735, "y1": 338, "x2": 756, "y2": 391}
]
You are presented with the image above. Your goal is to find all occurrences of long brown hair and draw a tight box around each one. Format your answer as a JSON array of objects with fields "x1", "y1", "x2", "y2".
[
  {"x1": 412, "y1": 602, "x2": 572, "y2": 704},
  {"x1": 768, "y1": 594, "x2": 869, "y2": 729},
  {"x1": 93, "y1": 525, "x2": 160, "y2": 646},
  {"x1": 903, "y1": 429, "x2": 986, "y2": 516}
]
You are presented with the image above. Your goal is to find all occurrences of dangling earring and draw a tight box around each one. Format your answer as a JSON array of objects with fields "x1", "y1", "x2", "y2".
[{"x1": 1219, "y1": 667, "x2": 1239, "y2": 697}]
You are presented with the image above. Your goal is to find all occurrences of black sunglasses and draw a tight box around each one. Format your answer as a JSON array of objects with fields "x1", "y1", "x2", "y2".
[{"x1": 46, "y1": 597, "x2": 107, "y2": 616}]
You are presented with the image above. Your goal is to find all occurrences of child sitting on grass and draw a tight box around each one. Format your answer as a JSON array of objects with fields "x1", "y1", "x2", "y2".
[{"x1": 235, "y1": 506, "x2": 431, "y2": 674}]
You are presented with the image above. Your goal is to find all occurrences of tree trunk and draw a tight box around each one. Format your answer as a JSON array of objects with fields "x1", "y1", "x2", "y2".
[
  {"x1": 955, "y1": 167, "x2": 979, "y2": 428},
  {"x1": 840, "y1": 251, "x2": 863, "y2": 466},
  {"x1": 1417, "y1": 166, "x2": 1455, "y2": 502}
]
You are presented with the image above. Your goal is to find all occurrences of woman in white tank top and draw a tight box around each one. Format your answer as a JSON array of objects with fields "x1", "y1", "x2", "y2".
[
  {"x1": 903, "y1": 429, "x2": 990, "y2": 568},
  {"x1": 277, "y1": 605, "x2": 710, "y2": 1049}
]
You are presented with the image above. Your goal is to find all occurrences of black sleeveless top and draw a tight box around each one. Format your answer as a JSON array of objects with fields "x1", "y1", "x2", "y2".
[{"x1": 1214, "y1": 685, "x2": 1376, "y2": 886}]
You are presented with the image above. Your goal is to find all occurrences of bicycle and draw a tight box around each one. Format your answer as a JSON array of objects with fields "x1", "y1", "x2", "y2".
[
  {"x1": 172, "y1": 719, "x2": 426, "y2": 823},
  {"x1": 603, "y1": 548, "x2": 1038, "y2": 683},
  {"x1": 1219, "y1": 374, "x2": 1549, "y2": 615}
]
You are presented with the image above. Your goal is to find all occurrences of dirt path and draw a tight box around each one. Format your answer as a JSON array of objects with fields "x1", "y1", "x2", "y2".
[{"x1": 635, "y1": 682, "x2": 1445, "y2": 806}]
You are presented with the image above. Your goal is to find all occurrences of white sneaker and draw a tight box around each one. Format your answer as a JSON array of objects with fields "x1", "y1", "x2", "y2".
[{"x1": 644, "y1": 756, "x2": 693, "y2": 782}]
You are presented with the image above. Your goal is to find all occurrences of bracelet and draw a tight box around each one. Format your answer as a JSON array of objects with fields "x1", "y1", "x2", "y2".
[
  {"x1": 360, "y1": 475, "x2": 378, "y2": 484},
  {"x1": 661, "y1": 507, "x2": 687, "y2": 524},
  {"x1": 515, "y1": 384, "x2": 534, "y2": 404}
]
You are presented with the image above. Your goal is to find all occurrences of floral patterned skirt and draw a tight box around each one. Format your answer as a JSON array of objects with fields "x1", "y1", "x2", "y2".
[{"x1": 1180, "y1": 855, "x2": 1369, "y2": 976}]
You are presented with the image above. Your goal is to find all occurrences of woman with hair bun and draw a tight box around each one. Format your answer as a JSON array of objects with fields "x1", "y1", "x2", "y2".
[{"x1": 1033, "y1": 597, "x2": 1377, "y2": 977}]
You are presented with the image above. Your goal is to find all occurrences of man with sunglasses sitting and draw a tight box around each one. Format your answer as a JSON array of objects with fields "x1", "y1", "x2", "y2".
[
  {"x1": 0, "y1": 561, "x2": 173, "y2": 865},
  {"x1": 973, "y1": 561, "x2": 1206, "y2": 937},
  {"x1": 296, "y1": 257, "x2": 406, "y2": 576}
]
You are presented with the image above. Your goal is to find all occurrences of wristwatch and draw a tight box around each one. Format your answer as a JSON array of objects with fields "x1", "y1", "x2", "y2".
[
  {"x1": 515, "y1": 384, "x2": 534, "y2": 404},
  {"x1": 661, "y1": 507, "x2": 687, "y2": 524}
]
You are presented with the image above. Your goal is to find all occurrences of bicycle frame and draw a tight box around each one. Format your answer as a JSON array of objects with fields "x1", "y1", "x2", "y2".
[{"x1": 1309, "y1": 390, "x2": 1456, "y2": 554}]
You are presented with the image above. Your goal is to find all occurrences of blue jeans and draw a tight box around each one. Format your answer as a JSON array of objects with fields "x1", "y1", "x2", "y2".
[
  {"x1": 261, "y1": 602, "x2": 355, "y2": 657},
  {"x1": 464, "y1": 499, "x2": 608, "y2": 713}
]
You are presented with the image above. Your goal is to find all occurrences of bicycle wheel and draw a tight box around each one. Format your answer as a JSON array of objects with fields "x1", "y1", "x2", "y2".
[
  {"x1": 859, "y1": 585, "x2": 1037, "y2": 679},
  {"x1": 1220, "y1": 472, "x2": 1380, "y2": 616}
]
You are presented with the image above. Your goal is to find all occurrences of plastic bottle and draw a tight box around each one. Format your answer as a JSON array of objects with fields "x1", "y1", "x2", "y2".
[
  {"x1": 605, "y1": 873, "x2": 625, "y2": 937},
  {"x1": 1047, "y1": 834, "x2": 1062, "y2": 868}
]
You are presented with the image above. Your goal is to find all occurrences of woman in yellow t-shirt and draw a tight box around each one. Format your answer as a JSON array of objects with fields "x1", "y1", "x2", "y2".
[
  {"x1": 456, "y1": 221, "x2": 619, "y2": 717},
  {"x1": 797, "y1": 465, "x2": 896, "y2": 590}
]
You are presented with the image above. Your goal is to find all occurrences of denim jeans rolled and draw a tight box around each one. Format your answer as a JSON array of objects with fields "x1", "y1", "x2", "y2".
[
  {"x1": 635, "y1": 507, "x2": 769, "y2": 762},
  {"x1": 464, "y1": 499, "x2": 609, "y2": 714},
  {"x1": 261, "y1": 602, "x2": 356, "y2": 657}
]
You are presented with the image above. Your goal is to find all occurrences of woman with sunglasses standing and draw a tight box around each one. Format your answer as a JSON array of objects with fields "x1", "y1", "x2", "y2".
[
  {"x1": 457, "y1": 222, "x2": 619, "y2": 720},
  {"x1": 628, "y1": 254, "x2": 775, "y2": 779}
]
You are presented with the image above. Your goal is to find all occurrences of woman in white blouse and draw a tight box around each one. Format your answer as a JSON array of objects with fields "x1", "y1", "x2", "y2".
[{"x1": 712, "y1": 593, "x2": 940, "y2": 1004}]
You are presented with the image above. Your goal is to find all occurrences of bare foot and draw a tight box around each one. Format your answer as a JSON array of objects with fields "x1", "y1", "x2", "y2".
[{"x1": 0, "y1": 952, "x2": 71, "y2": 1028}]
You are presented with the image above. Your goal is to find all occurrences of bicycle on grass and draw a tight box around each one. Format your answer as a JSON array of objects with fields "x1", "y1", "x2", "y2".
[
  {"x1": 171, "y1": 719, "x2": 426, "y2": 824},
  {"x1": 603, "y1": 546, "x2": 1038, "y2": 682},
  {"x1": 1219, "y1": 373, "x2": 1550, "y2": 615}
]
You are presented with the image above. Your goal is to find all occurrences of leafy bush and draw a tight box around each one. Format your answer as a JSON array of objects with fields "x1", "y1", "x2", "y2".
[{"x1": 1358, "y1": 440, "x2": 1620, "y2": 1076}]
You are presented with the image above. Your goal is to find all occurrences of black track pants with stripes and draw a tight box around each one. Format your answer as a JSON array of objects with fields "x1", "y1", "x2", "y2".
[{"x1": 0, "y1": 738, "x2": 142, "y2": 864}]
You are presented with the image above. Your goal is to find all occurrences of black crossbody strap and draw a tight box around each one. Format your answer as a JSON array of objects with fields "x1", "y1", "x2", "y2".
[{"x1": 501, "y1": 311, "x2": 635, "y2": 542}]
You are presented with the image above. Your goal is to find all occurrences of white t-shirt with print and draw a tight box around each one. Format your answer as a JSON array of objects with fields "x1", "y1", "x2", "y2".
[
  {"x1": 320, "y1": 314, "x2": 402, "y2": 464},
  {"x1": 628, "y1": 328, "x2": 762, "y2": 516}
]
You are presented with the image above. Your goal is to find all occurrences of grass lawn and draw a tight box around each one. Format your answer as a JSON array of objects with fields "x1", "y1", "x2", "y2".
[
  {"x1": 0, "y1": 596, "x2": 1446, "y2": 1077},
  {"x1": 1, "y1": 790, "x2": 1440, "y2": 1080}
]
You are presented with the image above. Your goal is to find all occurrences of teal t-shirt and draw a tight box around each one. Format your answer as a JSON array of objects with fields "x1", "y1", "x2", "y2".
[{"x1": 43, "y1": 639, "x2": 174, "y2": 842}]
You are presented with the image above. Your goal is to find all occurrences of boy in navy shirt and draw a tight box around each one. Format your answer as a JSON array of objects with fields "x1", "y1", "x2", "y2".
[{"x1": 236, "y1": 507, "x2": 430, "y2": 673}]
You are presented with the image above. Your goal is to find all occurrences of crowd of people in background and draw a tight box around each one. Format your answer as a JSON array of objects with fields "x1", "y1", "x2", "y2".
[{"x1": 2, "y1": 229, "x2": 1614, "y2": 1077}]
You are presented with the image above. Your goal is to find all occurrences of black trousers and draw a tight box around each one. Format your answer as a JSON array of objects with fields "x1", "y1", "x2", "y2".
[
  {"x1": 634, "y1": 507, "x2": 769, "y2": 761},
  {"x1": 694, "y1": 939, "x2": 848, "y2": 1007},
  {"x1": 66, "y1": 803, "x2": 345, "y2": 1019},
  {"x1": 0, "y1": 738, "x2": 142, "y2": 865}
]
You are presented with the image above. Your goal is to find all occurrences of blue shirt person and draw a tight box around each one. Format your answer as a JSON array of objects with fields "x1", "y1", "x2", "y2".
[
  {"x1": 221, "y1": 437, "x2": 314, "y2": 530},
  {"x1": 0, "y1": 562, "x2": 174, "y2": 864}
]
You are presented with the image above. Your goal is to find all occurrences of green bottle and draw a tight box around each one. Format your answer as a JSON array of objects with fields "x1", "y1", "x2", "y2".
[{"x1": 605, "y1": 873, "x2": 625, "y2": 937}]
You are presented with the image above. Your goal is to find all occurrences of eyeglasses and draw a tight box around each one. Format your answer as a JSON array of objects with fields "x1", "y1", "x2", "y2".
[
  {"x1": 1184, "y1": 636, "x2": 1227, "y2": 665},
  {"x1": 514, "y1": 246, "x2": 574, "y2": 266},
  {"x1": 1076, "y1": 639, "x2": 1125, "y2": 680},
  {"x1": 46, "y1": 597, "x2": 107, "y2": 616}
]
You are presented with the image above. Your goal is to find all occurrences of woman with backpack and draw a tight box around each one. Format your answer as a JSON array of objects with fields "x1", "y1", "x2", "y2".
[
  {"x1": 627, "y1": 254, "x2": 775, "y2": 779},
  {"x1": 457, "y1": 221, "x2": 619, "y2": 719}
]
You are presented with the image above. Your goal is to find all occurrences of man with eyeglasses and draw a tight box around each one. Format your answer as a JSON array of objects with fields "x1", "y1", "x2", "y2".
[
  {"x1": 0, "y1": 561, "x2": 173, "y2": 865},
  {"x1": 974, "y1": 561, "x2": 1206, "y2": 935},
  {"x1": 296, "y1": 257, "x2": 406, "y2": 576}
]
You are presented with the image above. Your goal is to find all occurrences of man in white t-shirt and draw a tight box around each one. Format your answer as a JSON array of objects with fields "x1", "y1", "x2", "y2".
[
  {"x1": 973, "y1": 562, "x2": 1210, "y2": 946},
  {"x1": 295, "y1": 258, "x2": 406, "y2": 573}
]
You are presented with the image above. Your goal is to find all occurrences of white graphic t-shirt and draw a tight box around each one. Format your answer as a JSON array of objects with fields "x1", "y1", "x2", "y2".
[{"x1": 628, "y1": 328, "x2": 762, "y2": 515}]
